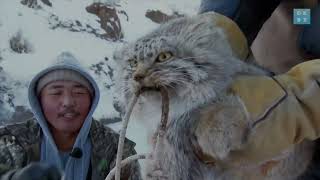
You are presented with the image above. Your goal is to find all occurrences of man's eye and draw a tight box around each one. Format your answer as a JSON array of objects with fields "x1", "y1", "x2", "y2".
[
  {"x1": 73, "y1": 90, "x2": 87, "y2": 95},
  {"x1": 49, "y1": 92, "x2": 61, "y2": 95}
]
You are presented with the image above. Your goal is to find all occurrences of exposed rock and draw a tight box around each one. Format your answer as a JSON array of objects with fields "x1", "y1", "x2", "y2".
[
  {"x1": 106, "y1": 64, "x2": 114, "y2": 80},
  {"x1": 145, "y1": 10, "x2": 184, "y2": 24},
  {"x1": 118, "y1": 10, "x2": 129, "y2": 21},
  {"x1": 0, "y1": 107, "x2": 12, "y2": 124},
  {"x1": 41, "y1": 0, "x2": 52, "y2": 7},
  {"x1": 20, "y1": 0, "x2": 41, "y2": 9},
  {"x1": 48, "y1": 14, "x2": 108, "y2": 40},
  {"x1": 0, "y1": 71, "x2": 15, "y2": 124},
  {"x1": 0, "y1": 69, "x2": 30, "y2": 124},
  {"x1": 9, "y1": 106, "x2": 34, "y2": 123},
  {"x1": 86, "y1": 3, "x2": 123, "y2": 41},
  {"x1": 46, "y1": 3, "x2": 127, "y2": 42},
  {"x1": 9, "y1": 30, "x2": 33, "y2": 54},
  {"x1": 90, "y1": 61, "x2": 107, "y2": 76},
  {"x1": 0, "y1": 85, "x2": 15, "y2": 108},
  {"x1": 0, "y1": 69, "x2": 26, "y2": 115},
  {"x1": 75, "y1": 20, "x2": 82, "y2": 26},
  {"x1": 90, "y1": 60, "x2": 115, "y2": 89}
]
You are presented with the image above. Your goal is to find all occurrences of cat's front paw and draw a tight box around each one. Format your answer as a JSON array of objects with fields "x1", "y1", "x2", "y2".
[
  {"x1": 195, "y1": 96, "x2": 250, "y2": 160},
  {"x1": 144, "y1": 156, "x2": 168, "y2": 180},
  {"x1": 145, "y1": 169, "x2": 168, "y2": 180}
]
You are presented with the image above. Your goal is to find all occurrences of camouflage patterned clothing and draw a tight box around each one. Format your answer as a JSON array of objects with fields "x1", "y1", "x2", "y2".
[{"x1": 0, "y1": 119, "x2": 142, "y2": 180}]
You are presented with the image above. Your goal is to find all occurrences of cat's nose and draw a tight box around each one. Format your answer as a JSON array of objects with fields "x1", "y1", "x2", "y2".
[{"x1": 134, "y1": 73, "x2": 145, "y2": 82}]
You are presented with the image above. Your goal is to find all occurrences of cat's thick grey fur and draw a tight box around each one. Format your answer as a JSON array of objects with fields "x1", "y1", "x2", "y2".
[{"x1": 113, "y1": 12, "x2": 314, "y2": 180}]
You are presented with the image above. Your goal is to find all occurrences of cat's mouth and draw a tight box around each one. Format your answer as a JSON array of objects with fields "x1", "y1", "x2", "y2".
[
  {"x1": 132, "y1": 84, "x2": 162, "y2": 97},
  {"x1": 140, "y1": 86, "x2": 160, "y2": 92},
  {"x1": 132, "y1": 79, "x2": 178, "y2": 98},
  {"x1": 133, "y1": 80, "x2": 161, "y2": 92},
  {"x1": 131, "y1": 77, "x2": 175, "y2": 97}
]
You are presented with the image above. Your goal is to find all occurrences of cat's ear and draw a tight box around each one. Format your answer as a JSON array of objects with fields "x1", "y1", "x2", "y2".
[{"x1": 184, "y1": 12, "x2": 249, "y2": 61}]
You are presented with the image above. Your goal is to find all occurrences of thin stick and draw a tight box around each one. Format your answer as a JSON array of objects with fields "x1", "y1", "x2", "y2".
[
  {"x1": 159, "y1": 88, "x2": 169, "y2": 142},
  {"x1": 152, "y1": 88, "x2": 169, "y2": 175},
  {"x1": 154, "y1": 88, "x2": 169, "y2": 151},
  {"x1": 107, "y1": 88, "x2": 170, "y2": 180},
  {"x1": 115, "y1": 90, "x2": 141, "y2": 180},
  {"x1": 105, "y1": 153, "x2": 151, "y2": 180}
]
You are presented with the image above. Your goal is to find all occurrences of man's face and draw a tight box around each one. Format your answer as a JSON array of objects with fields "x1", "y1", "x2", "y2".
[{"x1": 40, "y1": 80, "x2": 92, "y2": 134}]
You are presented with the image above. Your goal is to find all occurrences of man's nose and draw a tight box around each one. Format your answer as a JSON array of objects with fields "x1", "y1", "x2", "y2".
[{"x1": 62, "y1": 94, "x2": 75, "y2": 107}]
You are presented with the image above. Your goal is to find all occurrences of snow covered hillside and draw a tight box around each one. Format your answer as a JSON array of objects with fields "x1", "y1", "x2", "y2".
[{"x1": 0, "y1": 0, "x2": 200, "y2": 170}]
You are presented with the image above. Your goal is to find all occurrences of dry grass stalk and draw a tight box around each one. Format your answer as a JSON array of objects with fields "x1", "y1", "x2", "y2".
[
  {"x1": 114, "y1": 90, "x2": 141, "y2": 180},
  {"x1": 153, "y1": 88, "x2": 169, "y2": 165},
  {"x1": 105, "y1": 88, "x2": 170, "y2": 180},
  {"x1": 105, "y1": 153, "x2": 151, "y2": 180}
]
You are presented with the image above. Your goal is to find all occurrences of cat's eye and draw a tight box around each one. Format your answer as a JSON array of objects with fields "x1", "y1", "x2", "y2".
[
  {"x1": 156, "y1": 52, "x2": 173, "y2": 62},
  {"x1": 128, "y1": 59, "x2": 138, "y2": 68}
]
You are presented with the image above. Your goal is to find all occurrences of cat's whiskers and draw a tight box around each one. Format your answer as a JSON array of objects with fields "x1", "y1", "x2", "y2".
[
  {"x1": 162, "y1": 78, "x2": 194, "y2": 91},
  {"x1": 118, "y1": 84, "x2": 129, "y2": 94},
  {"x1": 119, "y1": 79, "x2": 140, "y2": 97},
  {"x1": 177, "y1": 55, "x2": 207, "y2": 61}
]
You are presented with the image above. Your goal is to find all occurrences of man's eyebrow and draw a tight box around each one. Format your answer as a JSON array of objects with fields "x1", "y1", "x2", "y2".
[
  {"x1": 73, "y1": 84, "x2": 86, "y2": 88},
  {"x1": 48, "y1": 85, "x2": 64, "y2": 89}
]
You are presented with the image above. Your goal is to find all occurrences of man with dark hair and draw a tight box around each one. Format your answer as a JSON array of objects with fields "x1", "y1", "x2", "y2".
[{"x1": 0, "y1": 52, "x2": 141, "y2": 180}]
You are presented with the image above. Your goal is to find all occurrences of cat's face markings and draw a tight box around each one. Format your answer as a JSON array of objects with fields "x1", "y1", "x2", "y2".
[
  {"x1": 128, "y1": 37, "x2": 175, "y2": 69},
  {"x1": 128, "y1": 58, "x2": 138, "y2": 69},
  {"x1": 121, "y1": 35, "x2": 210, "y2": 91},
  {"x1": 126, "y1": 38, "x2": 194, "y2": 90}
]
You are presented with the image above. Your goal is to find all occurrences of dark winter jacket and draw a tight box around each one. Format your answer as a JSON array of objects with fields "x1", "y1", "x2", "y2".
[{"x1": 0, "y1": 119, "x2": 141, "y2": 180}]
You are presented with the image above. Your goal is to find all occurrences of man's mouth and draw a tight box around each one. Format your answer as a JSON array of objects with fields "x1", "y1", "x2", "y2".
[
  {"x1": 63, "y1": 113, "x2": 78, "y2": 118},
  {"x1": 58, "y1": 111, "x2": 80, "y2": 119}
]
